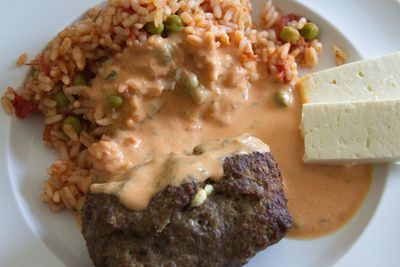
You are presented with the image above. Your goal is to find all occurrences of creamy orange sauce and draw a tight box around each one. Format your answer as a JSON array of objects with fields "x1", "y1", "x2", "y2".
[
  {"x1": 86, "y1": 33, "x2": 372, "y2": 238},
  {"x1": 91, "y1": 134, "x2": 269, "y2": 210}
]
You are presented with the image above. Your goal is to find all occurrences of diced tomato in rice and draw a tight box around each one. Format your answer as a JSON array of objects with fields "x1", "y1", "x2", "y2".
[
  {"x1": 276, "y1": 13, "x2": 302, "y2": 30},
  {"x1": 12, "y1": 94, "x2": 38, "y2": 119}
]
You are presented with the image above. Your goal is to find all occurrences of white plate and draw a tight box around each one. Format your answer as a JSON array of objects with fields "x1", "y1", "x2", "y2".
[{"x1": 0, "y1": 0, "x2": 393, "y2": 266}]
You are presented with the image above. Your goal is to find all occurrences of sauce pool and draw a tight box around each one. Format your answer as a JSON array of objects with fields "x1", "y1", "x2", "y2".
[
  {"x1": 87, "y1": 35, "x2": 372, "y2": 239},
  {"x1": 135, "y1": 80, "x2": 372, "y2": 239}
]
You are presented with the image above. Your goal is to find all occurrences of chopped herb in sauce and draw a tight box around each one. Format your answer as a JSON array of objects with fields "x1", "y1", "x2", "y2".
[
  {"x1": 319, "y1": 218, "x2": 329, "y2": 225},
  {"x1": 338, "y1": 212, "x2": 345, "y2": 221},
  {"x1": 105, "y1": 70, "x2": 117, "y2": 81},
  {"x1": 173, "y1": 68, "x2": 181, "y2": 80},
  {"x1": 249, "y1": 120, "x2": 259, "y2": 130},
  {"x1": 127, "y1": 65, "x2": 136, "y2": 74},
  {"x1": 165, "y1": 80, "x2": 176, "y2": 91},
  {"x1": 98, "y1": 55, "x2": 111, "y2": 63},
  {"x1": 154, "y1": 45, "x2": 172, "y2": 65},
  {"x1": 250, "y1": 101, "x2": 259, "y2": 107}
]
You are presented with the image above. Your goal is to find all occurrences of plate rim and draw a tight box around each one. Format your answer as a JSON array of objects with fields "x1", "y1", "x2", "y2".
[{"x1": 0, "y1": 0, "x2": 391, "y2": 266}]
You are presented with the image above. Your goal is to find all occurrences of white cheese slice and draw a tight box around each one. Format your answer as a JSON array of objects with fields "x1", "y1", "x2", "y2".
[
  {"x1": 302, "y1": 100, "x2": 400, "y2": 164},
  {"x1": 298, "y1": 52, "x2": 400, "y2": 103}
]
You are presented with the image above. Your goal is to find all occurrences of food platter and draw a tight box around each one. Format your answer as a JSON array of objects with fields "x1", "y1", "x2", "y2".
[{"x1": 0, "y1": 0, "x2": 396, "y2": 266}]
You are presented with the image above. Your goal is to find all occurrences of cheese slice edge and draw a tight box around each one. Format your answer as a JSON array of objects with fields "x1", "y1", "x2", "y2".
[{"x1": 302, "y1": 99, "x2": 400, "y2": 164}]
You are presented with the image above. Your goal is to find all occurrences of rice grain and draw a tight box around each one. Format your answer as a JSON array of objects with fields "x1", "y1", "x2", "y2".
[
  {"x1": 16, "y1": 53, "x2": 28, "y2": 67},
  {"x1": 2, "y1": 0, "x2": 322, "y2": 213}
]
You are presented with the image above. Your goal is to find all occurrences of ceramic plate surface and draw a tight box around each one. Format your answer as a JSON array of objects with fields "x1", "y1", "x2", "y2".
[{"x1": 0, "y1": 0, "x2": 394, "y2": 266}]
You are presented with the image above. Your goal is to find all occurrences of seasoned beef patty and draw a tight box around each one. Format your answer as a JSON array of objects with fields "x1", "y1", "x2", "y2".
[{"x1": 82, "y1": 152, "x2": 292, "y2": 267}]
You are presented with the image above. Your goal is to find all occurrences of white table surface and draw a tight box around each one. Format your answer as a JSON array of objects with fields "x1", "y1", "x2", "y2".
[{"x1": 1, "y1": 1, "x2": 399, "y2": 266}]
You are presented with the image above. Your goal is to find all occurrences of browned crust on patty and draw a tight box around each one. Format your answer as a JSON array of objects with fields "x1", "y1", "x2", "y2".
[{"x1": 82, "y1": 152, "x2": 292, "y2": 267}]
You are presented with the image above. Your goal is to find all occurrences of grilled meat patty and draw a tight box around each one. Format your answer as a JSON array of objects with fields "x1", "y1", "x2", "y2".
[{"x1": 82, "y1": 152, "x2": 292, "y2": 267}]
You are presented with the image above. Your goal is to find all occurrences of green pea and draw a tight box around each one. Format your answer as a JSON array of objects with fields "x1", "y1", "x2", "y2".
[
  {"x1": 190, "y1": 189, "x2": 207, "y2": 207},
  {"x1": 72, "y1": 73, "x2": 88, "y2": 86},
  {"x1": 182, "y1": 72, "x2": 208, "y2": 104},
  {"x1": 154, "y1": 45, "x2": 172, "y2": 65},
  {"x1": 280, "y1": 26, "x2": 300, "y2": 43},
  {"x1": 106, "y1": 94, "x2": 124, "y2": 109},
  {"x1": 300, "y1": 22, "x2": 319, "y2": 40},
  {"x1": 274, "y1": 90, "x2": 292, "y2": 107},
  {"x1": 63, "y1": 115, "x2": 83, "y2": 133},
  {"x1": 145, "y1": 21, "x2": 164, "y2": 35},
  {"x1": 190, "y1": 84, "x2": 209, "y2": 104},
  {"x1": 183, "y1": 71, "x2": 199, "y2": 91},
  {"x1": 54, "y1": 91, "x2": 70, "y2": 107},
  {"x1": 165, "y1": 15, "x2": 184, "y2": 33}
]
